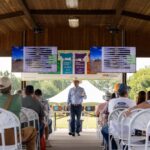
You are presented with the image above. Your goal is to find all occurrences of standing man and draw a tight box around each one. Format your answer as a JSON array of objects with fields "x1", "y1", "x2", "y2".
[{"x1": 67, "y1": 78, "x2": 87, "y2": 137}]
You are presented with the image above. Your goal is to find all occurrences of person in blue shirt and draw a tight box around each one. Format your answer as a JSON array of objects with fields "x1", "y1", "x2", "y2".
[{"x1": 67, "y1": 78, "x2": 87, "y2": 137}]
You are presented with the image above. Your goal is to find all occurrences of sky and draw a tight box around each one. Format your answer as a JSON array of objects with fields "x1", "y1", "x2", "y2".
[
  {"x1": 12, "y1": 46, "x2": 23, "y2": 60},
  {"x1": 0, "y1": 57, "x2": 149, "y2": 78},
  {"x1": 90, "y1": 47, "x2": 102, "y2": 60}
]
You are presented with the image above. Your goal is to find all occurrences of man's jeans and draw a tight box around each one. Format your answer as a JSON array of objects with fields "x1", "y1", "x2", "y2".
[
  {"x1": 70, "y1": 104, "x2": 82, "y2": 133},
  {"x1": 101, "y1": 124, "x2": 118, "y2": 150}
]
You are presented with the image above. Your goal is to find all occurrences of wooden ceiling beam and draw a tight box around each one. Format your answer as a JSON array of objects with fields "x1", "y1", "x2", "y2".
[
  {"x1": 113, "y1": 0, "x2": 127, "y2": 27},
  {"x1": 122, "y1": 11, "x2": 150, "y2": 21},
  {"x1": 30, "y1": 9, "x2": 116, "y2": 15},
  {"x1": 16, "y1": 0, "x2": 38, "y2": 29},
  {"x1": 0, "y1": 11, "x2": 24, "y2": 20}
]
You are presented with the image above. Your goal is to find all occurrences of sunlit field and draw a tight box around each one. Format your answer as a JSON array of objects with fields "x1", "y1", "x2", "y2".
[{"x1": 55, "y1": 116, "x2": 97, "y2": 129}]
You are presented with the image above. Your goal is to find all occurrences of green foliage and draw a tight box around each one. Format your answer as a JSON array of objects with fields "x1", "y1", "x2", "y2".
[
  {"x1": 27, "y1": 80, "x2": 71, "y2": 99},
  {"x1": 128, "y1": 67, "x2": 150, "y2": 100},
  {"x1": 89, "y1": 79, "x2": 119, "y2": 92}
]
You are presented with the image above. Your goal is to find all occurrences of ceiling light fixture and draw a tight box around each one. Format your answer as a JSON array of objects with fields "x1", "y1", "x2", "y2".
[
  {"x1": 68, "y1": 18, "x2": 79, "y2": 28},
  {"x1": 66, "y1": 0, "x2": 78, "y2": 8}
]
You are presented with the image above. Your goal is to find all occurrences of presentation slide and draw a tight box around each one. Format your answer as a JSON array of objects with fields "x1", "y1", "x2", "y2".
[
  {"x1": 102, "y1": 47, "x2": 136, "y2": 73},
  {"x1": 23, "y1": 46, "x2": 57, "y2": 73}
]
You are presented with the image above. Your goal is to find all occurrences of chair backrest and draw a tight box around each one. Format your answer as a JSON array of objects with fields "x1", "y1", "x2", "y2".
[
  {"x1": 118, "y1": 108, "x2": 143, "y2": 124},
  {"x1": 0, "y1": 108, "x2": 20, "y2": 129},
  {"x1": 20, "y1": 110, "x2": 28, "y2": 124},
  {"x1": 108, "y1": 108, "x2": 125, "y2": 123},
  {"x1": 0, "y1": 108, "x2": 22, "y2": 149},
  {"x1": 129, "y1": 109, "x2": 150, "y2": 131},
  {"x1": 21, "y1": 107, "x2": 39, "y2": 128},
  {"x1": 119, "y1": 109, "x2": 143, "y2": 140}
]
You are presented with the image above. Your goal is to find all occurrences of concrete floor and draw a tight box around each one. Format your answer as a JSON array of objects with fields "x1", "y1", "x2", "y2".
[{"x1": 47, "y1": 129, "x2": 104, "y2": 150}]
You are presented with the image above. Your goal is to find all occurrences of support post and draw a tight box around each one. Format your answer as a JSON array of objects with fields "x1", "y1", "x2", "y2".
[
  {"x1": 121, "y1": 29, "x2": 127, "y2": 84},
  {"x1": 21, "y1": 30, "x2": 27, "y2": 90},
  {"x1": 21, "y1": 81, "x2": 26, "y2": 90},
  {"x1": 54, "y1": 112, "x2": 57, "y2": 131}
]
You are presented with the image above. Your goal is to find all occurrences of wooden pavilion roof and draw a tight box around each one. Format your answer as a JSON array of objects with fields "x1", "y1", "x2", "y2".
[{"x1": 0, "y1": 0, "x2": 149, "y2": 33}]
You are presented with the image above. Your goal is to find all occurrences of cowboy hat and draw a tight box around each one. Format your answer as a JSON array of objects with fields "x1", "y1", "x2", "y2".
[
  {"x1": 73, "y1": 77, "x2": 82, "y2": 83},
  {"x1": 0, "y1": 77, "x2": 11, "y2": 90}
]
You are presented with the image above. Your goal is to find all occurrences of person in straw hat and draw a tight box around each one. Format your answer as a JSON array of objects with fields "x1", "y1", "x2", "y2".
[
  {"x1": 0, "y1": 76, "x2": 37, "y2": 150},
  {"x1": 67, "y1": 77, "x2": 87, "y2": 137}
]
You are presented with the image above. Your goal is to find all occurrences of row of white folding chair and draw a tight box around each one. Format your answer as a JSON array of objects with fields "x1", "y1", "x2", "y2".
[
  {"x1": 108, "y1": 108, "x2": 125, "y2": 150},
  {"x1": 0, "y1": 108, "x2": 22, "y2": 150},
  {"x1": 20, "y1": 107, "x2": 40, "y2": 150},
  {"x1": 118, "y1": 109, "x2": 150, "y2": 150}
]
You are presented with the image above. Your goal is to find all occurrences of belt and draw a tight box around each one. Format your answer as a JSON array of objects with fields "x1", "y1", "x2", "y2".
[{"x1": 71, "y1": 104, "x2": 81, "y2": 106}]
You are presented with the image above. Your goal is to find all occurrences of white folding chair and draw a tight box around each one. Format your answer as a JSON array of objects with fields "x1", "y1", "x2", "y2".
[
  {"x1": 108, "y1": 108, "x2": 125, "y2": 150},
  {"x1": 21, "y1": 107, "x2": 40, "y2": 150},
  {"x1": 117, "y1": 109, "x2": 143, "y2": 149},
  {"x1": 120, "y1": 109, "x2": 150, "y2": 150},
  {"x1": 0, "y1": 108, "x2": 22, "y2": 150}
]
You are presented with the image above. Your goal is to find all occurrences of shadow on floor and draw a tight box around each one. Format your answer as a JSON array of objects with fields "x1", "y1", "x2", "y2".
[{"x1": 47, "y1": 129, "x2": 104, "y2": 150}]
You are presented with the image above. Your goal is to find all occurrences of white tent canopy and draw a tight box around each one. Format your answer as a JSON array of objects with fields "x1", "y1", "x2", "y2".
[{"x1": 48, "y1": 80, "x2": 105, "y2": 104}]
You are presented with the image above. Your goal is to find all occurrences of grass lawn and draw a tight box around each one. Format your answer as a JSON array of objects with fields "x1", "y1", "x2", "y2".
[{"x1": 55, "y1": 116, "x2": 97, "y2": 129}]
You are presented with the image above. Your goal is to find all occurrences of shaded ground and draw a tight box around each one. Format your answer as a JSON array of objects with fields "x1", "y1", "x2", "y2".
[{"x1": 48, "y1": 129, "x2": 103, "y2": 150}]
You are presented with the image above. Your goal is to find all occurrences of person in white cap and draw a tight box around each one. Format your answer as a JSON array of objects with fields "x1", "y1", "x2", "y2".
[
  {"x1": 0, "y1": 76, "x2": 36, "y2": 150},
  {"x1": 67, "y1": 78, "x2": 87, "y2": 137}
]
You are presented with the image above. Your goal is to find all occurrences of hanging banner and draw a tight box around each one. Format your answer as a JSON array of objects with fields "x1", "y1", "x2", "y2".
[
  {"x1": 60, "y1": 53, "x2": 73, "y2": 74},
  {"x1": 75, "y1": 53, "x2": 86, "y2": 74}
]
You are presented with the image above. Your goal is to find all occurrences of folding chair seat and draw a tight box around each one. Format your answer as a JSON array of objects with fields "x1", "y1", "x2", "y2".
[{"x1": 0, "y1": 108, "x2": 22, "y2": 150}]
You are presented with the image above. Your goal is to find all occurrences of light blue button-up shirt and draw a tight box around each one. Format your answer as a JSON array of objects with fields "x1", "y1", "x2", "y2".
[{"x1": 67, "y1": 86, "x2": 87, "y2": 105}]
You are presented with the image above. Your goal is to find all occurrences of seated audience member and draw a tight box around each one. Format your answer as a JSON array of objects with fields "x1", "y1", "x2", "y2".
[
  {"x1": 35, "y1": 89, "x2": 52, "y2": 139},
  {"x1": 22, "y1": 85, "x2": 45, "y2": 138},
  {"x1": 111, "y1": 83, "x2": 120, "y2": 99},
  {"x1": 108, "y1": 83, "x2": 135, "y2": 113},
  {"x1": 0, "y1": 77, "x2": 36, "y2": 150},
  {"x1": 101, "y1": 83, "x2": 136, "y2": 150},
  {"x1": 95, "y1": 102, "x2": 107, "y2": 118},
  {"x1": 136, "y1": 91, "x2": 146, "y2": 105},
  {"x1": 125, "y1": 91, "x2": 150, "y2": 116},
  {"x1": 147, "y1": 91, "x2": 150, "y2": 100},
  {"x1": 95, "y1": 91, "x2": 112, "y2": 126}
]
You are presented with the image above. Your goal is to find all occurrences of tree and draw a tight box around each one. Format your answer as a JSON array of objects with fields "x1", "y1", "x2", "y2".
[
  {"x1": 28, "y1": 79, "x2": 71, "y2": 98},
  {"x1": 128, "y1": 67, "x2": 150, "y2": 100},
  {"x1": 90, "y1": 80, "x2": 119, "y2": 92}
]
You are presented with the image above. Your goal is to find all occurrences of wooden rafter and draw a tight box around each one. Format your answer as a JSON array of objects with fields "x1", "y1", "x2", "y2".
[
  {"x1": 113, "y1": 0, "x2": 127, "y2": 27},
  {"x1": 16, "y1": 0, "x2": 38, "y2": 29},
  {"x1": 30, "y1": 9, "x2": 116, "y2": 15},
  {"x1": 0, "y1": 11, "x2": 24, "y2": 20},
  {"x1": 122, "y1": 11, "x2": 150, "y2": 21}
]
